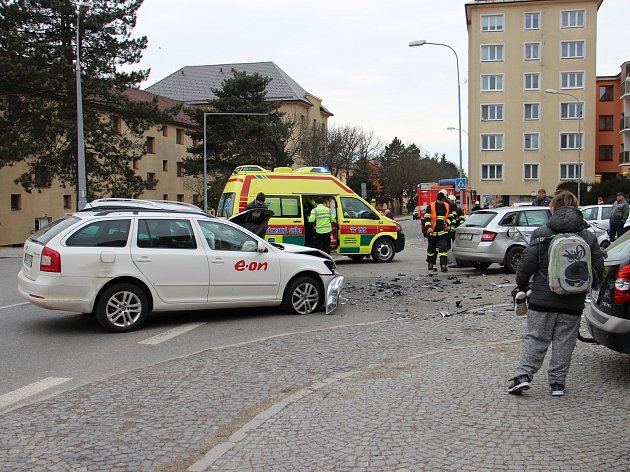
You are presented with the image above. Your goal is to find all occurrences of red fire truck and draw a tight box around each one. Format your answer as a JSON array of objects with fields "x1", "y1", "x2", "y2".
[{"x1": 417, "y1": 179, "x2": 473, "y2": 218}]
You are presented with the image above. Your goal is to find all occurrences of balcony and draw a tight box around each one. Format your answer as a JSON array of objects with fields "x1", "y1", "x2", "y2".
[
  {"x1": 622, "y1": 116, "x2": 630, "y2": 133},
  {"x1": 623, "y1": 79, "x2": 630, "y2": 99},
  {"x1": 621, "y1": 151, "x2": 630, "y2": 165}
]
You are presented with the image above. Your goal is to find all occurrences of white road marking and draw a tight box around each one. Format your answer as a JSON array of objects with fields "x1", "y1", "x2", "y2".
[
  {"x1": 138, "y1": 322, "x2": 206, "y2": 345},
  {"x1": 0, "y1": 377, "x2": 72, "y2": 410},
  {"x1": 0, "y1": 302, "x2": 29, "y2": 311}
]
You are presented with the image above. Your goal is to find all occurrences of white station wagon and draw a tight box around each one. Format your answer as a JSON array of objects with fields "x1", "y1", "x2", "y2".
[{"x1": 18, "y1": 199, "x2": 344, "y2": 332}]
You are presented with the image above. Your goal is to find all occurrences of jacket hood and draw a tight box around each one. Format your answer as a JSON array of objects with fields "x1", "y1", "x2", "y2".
[{"x1": 547, "y1": 206, "x2": 586, "y2": 233}]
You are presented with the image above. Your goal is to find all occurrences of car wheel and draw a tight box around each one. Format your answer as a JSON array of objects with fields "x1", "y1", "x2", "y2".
[
  {"x1": 505, "y1": 247, "x2": 524, "y2": 274},
  {"x1": 348, "y1": 255, "x2": 366, "y2": 261},
  {"x1": 282, "y1": 276, "x2": 322, "y2": 315},
  {"x1": 371, "y1": 238, "x2": 395, "y2": 263},
  {"x1": 471, "y1": 261, "x2": 491, "y2": 270},
  {"x1": 95, "y1": 283, "x2": 149, "y2": 333}
]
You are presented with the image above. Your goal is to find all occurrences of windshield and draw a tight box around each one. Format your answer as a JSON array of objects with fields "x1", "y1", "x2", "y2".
[
  {"x1": 29, "y1": 216, "x2": 80, "y2": 245},
  {"x1": 461, "y1": 211, "x2": 496, "y2": 228}
]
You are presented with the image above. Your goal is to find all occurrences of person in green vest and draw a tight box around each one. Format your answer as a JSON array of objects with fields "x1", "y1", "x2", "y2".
[{"x1": 308, "y1": 196, "x2": 335, "y2": 254}]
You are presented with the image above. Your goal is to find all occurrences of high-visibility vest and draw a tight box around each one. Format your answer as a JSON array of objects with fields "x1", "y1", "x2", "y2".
[
  {"x1": 425, "y1": 202, "x2": 450, "y2": 234},
  {"x1": 309, "y1": 204, "x2": 334, "y2": 234}
]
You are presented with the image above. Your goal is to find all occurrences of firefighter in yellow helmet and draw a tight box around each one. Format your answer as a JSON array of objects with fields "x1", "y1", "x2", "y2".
[
  {"x1": 423, "y1": 191, "x2": 451, "y2": 272},
  {"x1": 447, "y1": 194, "x2": 465, "y2": 241}
]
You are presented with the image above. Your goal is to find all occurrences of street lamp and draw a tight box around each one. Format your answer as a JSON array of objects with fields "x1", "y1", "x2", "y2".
[
  {"x1": 202, "y1": 112, "x2": 268, "y2": 212},
  {"x1": 75, "y1": 1, "x2": 90, "y2": 210},
  {"x1": 447, "y1": 126, "x2": 468, "y2": 136},
  {"x1": 545, "y1": 88, "x2": 583, "y2": 204},
  {"x1": 409, "y1": 40, "x2": 463, "y2": 180}
]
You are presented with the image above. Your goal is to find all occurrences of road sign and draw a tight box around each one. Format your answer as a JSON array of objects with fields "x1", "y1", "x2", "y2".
[{"x1": 455, "y1": 178, "x2": 467, "y2": 190}]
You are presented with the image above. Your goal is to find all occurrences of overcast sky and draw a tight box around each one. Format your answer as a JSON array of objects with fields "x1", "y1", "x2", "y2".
[{"x1": 134, "y1": 0, "x2": 627, "y2": 171}]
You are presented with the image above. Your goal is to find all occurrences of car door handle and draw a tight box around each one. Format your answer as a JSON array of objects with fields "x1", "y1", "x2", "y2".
[
  {"x1": 211, "y1": 258, "x2": 225, "y2": 264},
  {"x1": 293, "y1": 220, "x2": 301, "y2": 223},
  {"x1": 135, "y1": 256, "x2": 152, "y2": 263}
]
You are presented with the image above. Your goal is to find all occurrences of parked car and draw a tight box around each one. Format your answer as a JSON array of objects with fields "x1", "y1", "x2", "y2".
[
  {"x1": 452, "y1": 206, "x2": 608, "y2": 273},
  {"x1": 412, "y1": 206, "x2": 420, "y2": 220},
  {"x1": 18, "y1": 199, "x2": 344, "y2": 332},
  {"x1": 580, "y1": 204, "x2": 612, "y2": 233},
  {"x1": 585, "y1": 230, "x2": 630, "y2": 354}
]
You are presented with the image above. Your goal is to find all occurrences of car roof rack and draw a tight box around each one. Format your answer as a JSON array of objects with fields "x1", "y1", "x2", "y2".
[{"x1": 83, "y1": 198, "x2": 207, "y2": 214}]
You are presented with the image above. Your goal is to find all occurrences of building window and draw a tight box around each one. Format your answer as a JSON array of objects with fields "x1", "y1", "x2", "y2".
[
  {"x1": 132, "y1": 158, "x2": 139, "y2": 170},
  {"x1": 481, "y1": 74, "x2": 503, "y2": 91},
  {"x1": 10, "y1": 194, "x2": 21, "y2": 210},
  {"x1": 146, "y1": 136, "x2": 155, "y2": 154},
  {"x1": 560, "y1": 163, "x2": 582, "y2": 180},
  {"x1": 63, "y1": 194, "x2": 72, "y2": 209},
  {"x1": 112, "y1": 116, "x2": 122, "y2": 134},
  {"x1": 599, "y1": 85, "x2": 614, "y2": 101},
  {"x1": 162, "y1": 159, "x2": 168, "y2": 171},
  {"x1": 524, "y1": 133, "x2": 540, "y2": 150},
  {"x1": 561, "y1": 10, "x2": 585, "y2": 28},
  {"x1": 560, "y1": 133, "x2": 583, "y2": 150},
  {"x1": 147, "y1": 172, "x2": 156, "y2": 189},
  {"x1": 177, "y1": 194, "x2": 184, "y2": 202},
  {"x1": 481, "y1": 104, "x2": 503, "y2": 121},
  {"x1": 524, "y1": 164, "x2": 539, "y2": 180},
  {"x1": 524, "y1": 73, "x2": 539, "y2": 90},
  {"x1": 481, "y1": 14, "x2": 503, "y2": 32},
  {"x1": 162, "y1": 125, "x2": 168, "y2": 137},
  {"x1": 481, "y1": 134, "x2": 504, "y2": 151},
  {"x1": 481, "y1": 44, "x2": 503, "y2": 62},
  {"x1": 560, "y1": 102, "x2": 583, "y2": 119},
  {"x1": 599, "y1": 115, "x2": 614, "y2": 131},
  {"x1": 176, "y1": 128, "x2": 184, "y2": 145},
  {"x1": 524, "y1": 43, "x2": 540, "y2": 60},
  {"x1": 192, "y1": 194, "x2": 200, "y2": 206},
  {"x1": 524, "y1": 103, "x2": 540, "y2": 120},
  {"x1": 599, "y1": 145, "x2": 613, "y2": 161},
  {"x1": 481, "y1": 164, "x2": 503, "y2": 180},
  {"x1": 561, "y1": 72, "x2": 584, "y2": 89},
  {"x1": 163, "y1": 194, "x2": 169, "y2": 200},
  {"x1": 561, "y1": 41, "x2": 584, "y2": 59},
  {"x1": 176, "y1": 161, "x2": 184, "y2": 177},
  {"x1": 524, "y1": 12, "x2": 540, "y2": 30}
]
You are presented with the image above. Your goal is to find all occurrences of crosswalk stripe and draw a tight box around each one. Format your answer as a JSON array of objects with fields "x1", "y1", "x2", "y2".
[
  {"x1": 0, "y1": 377, "x2": 72, "y2": 410},
  {"x1": 138, "y1": 322, "x2": 206, "y2": 345}
]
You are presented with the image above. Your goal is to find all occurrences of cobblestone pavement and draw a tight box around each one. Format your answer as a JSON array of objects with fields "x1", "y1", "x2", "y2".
[{"x1": 2, "y1": 237, "x2": 630, "y2": 471}]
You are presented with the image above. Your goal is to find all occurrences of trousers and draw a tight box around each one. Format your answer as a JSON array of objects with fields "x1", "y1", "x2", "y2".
[
  {"x1": 512, "y1": 309, "x2": 580, "y2": 385},
  {"x1": 426, "y1": 234, "x2": 449, "y2": 265}
]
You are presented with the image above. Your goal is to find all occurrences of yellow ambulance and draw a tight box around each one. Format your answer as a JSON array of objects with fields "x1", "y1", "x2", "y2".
[{"x1": 217, "y1": 165, "x2": 405, "y2": 263}]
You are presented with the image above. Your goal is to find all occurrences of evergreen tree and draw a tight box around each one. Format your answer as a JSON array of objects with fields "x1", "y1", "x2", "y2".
[
  {"x1": 182, "y1": 71, "x2": 293, "y2": 204},
  {"x1": 347, "y1": 156, "x2": 378, "y2": 202},
  {"x1": 0, "y1": 0, "x2": 170, "y2": 200}
]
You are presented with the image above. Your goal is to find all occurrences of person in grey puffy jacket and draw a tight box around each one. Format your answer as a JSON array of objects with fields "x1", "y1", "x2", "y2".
[
  {"x1": 507, "y1": 191, "x2": 604, "y2": 397},
  {"x1": 608, "y1": 191, "x2": 629, "y2": 242}
]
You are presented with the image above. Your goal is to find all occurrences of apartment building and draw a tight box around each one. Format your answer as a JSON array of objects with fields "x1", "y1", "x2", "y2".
[
  {"x1": 466, "y1": 0, "x2": 602, "y2": 206},
  {"x1": 0, "y1": 62, "x2": 331, "y2": 246},
  {"x1": 595, "y1": 74, "x2": 623, "y2": 180}
]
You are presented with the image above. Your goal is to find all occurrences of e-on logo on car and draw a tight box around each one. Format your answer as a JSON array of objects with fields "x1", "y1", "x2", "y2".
[{"x1": 234, "y1": 260, "x2": 269, "y2": 272}]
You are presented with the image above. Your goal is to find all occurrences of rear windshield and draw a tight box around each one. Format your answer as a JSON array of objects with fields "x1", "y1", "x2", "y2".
[
  {"x1": 461, "y1": 211, "x2": 496, "y2": 228},
  {"x1": 29, "y1": 216, "x2": 81, "y2": 245}
]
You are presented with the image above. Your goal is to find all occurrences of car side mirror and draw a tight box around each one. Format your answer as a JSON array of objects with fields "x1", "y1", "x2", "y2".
[{"x1": 257, "y1": 241, "x2": 268, "y2": 253}]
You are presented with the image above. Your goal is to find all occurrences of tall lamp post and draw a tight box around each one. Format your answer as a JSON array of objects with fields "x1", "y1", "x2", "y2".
[
  {"x1": 75, "y1": 1, "x2": 90, "y2": 210},
  {"x1": 409, "y1": 40, "x2": 463, "y2": 179},
  {"x1": 202, "y1": 112, "x2": 268, "y2": 212},
  {"x1": 545, "y1": 88, "x2": 583, "y2": 205}
]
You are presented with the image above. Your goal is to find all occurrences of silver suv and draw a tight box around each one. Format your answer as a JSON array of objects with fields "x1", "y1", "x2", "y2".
[{"x1": 452, "y1": 206, "x2": 607, "y2": 273}]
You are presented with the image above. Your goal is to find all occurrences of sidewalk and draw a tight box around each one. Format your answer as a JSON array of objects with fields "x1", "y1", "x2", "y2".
[{"x1": 0, "y1": 246, "x2": 22, "y2": 258}]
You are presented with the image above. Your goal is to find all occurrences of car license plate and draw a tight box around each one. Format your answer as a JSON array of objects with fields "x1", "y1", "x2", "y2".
[
  {"x1": 459, "y1": 233, "x2": 473, "y2": 241},
  {"x1": 24, "y1": 253, "x2": 33, "y2": 268}
]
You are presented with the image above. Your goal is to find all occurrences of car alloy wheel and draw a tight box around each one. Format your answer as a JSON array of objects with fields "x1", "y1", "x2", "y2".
[
  {"x1": 96, "y1": 283, "x2": 149, "y2": 332},
  {"x1": 282, "y1": 276, "x2": 321, "y2": 315}
]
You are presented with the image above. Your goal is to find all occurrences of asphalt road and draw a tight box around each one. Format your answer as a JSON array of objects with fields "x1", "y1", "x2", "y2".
[{"x1": 2, "y1": 218, "x2": 628, "y2": 471}]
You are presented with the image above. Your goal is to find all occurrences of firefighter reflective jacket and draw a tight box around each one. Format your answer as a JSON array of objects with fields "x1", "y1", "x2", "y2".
[
  {"x1": 424, "y1": 202, "x2": 451, "y2": 236},
  {"x1": 309, "y1": 203, "x2": 335, "y2": 234}
]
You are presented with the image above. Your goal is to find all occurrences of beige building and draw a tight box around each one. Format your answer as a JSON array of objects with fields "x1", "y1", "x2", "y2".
[
  {"x1": 0, "y1": 62, "x2": 331, "y2": 246},
  {"x1": 466, "y1": 0, "x2": 602, "y2": 206}
]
